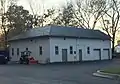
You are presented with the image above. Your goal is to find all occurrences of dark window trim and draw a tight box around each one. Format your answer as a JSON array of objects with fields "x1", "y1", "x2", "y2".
[
  {"x1": 70, "y1": 46, "x2": 73, "y2": 54},
  {"x1": 17, "y1": 48, "x2": 19, "y2": 56},
  {"x1": 87, "y1": 47, "x2": 90, "y2": 54},
  {"x1": 39, "y1": 46, "x2": 42, "y2": 55},
  {"x1": 103, "y1": 48, "x2": 109, "y2": 50},
  {"x1": 12, "y1": 48, "x2": 14, "y2": 56},
  {"x1": 55, "y1": 46, "x2": 59, "y2": 55},
  {"x1": 74, "y1": 51, "x2": 76, "y2": 54},
  {"x1": 93, "y1": 49, "x2": 101, "y2": 51}
]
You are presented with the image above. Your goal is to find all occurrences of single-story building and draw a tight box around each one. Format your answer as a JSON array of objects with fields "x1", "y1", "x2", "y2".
[{"x1": 8, "y1": 26, "x2": 112, "y2": 63}]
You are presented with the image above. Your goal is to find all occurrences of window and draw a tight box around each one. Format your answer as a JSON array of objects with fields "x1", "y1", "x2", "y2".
[
  {"x1": 12, "y1": 48, "x2": 14, "y2": 56},
  {"x1": 26, "y1": 48, "x2": 28, "y2": 50},
  {"x1": 17, "y1": 48, "x2": 19, "y2": 56},
  {"x1": 39, "y1": 46, "x2": 42, "y2": 55},
  {"x1": 70, "y1": 46, "x2": 73, "y2": 54},
  {"x1": 87, "y1": 47, "x2": 90, "y2": 54},
  {"x1": 74, "y1": 51, "x2": 76, "y2": 54},
  {"x1": 55, "y1": 46, "x2": 59, "y2": 55},
  {"x1": 64, "y1": 37, "x2": 66, "y2": 40}
]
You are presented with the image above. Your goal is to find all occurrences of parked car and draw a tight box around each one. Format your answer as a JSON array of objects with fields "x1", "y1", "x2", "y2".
[
  {"x1": 0, "y1": 50, "x2": 9, "y2": 64},
  {"x1": 0, "y1": 55, "x2": 8, "y2": 64}
]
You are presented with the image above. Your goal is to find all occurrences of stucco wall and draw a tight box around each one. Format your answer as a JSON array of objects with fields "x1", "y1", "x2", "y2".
[
  {"x1": 9, "y1": 37, "x2": 50, "y2": 63},
  {"x1": 49, "y1": 37, "x2": 111, "y2": 63},
  {"x1": 9, "y1": 37, "x2": 111, "y2": 63}
]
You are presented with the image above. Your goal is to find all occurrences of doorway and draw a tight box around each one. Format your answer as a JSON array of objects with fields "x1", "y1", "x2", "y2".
[
  {"x1": 79, "y1": 49, "x2": 82, "y2": 61},
  {"x1": 62, "y1": 49, "x2": 67, "y2": 62}
]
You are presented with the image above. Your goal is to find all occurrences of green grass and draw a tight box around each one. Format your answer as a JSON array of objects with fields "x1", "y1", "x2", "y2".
[{"x1": 102, "y1": 68, "x2": 120, "y2": 74}]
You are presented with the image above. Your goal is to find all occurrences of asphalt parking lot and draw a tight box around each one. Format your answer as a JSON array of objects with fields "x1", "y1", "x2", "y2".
[{"x1": 0, "y1": 60, "x2": 120, "y2": 84}]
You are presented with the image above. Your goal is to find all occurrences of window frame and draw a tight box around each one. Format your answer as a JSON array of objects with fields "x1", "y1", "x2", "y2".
[
  {"x1": 17, "y1": 48, "x2": 19, "y2": 56},
  {"x1": 87, "y1": 47, "x2": 90, "y2": 54},
  {"x1": 70, "y1": 46, "x2": 73, "y2": 54},
  {"x1": 39, "y1": 46, "x2": 42, "y2": 55},
  {"x1": 55, "y1": 46, "x2": 59, "y2": 55},
  {"x1": 12, "y1": 48, "x2": 14, "y2": 56}
]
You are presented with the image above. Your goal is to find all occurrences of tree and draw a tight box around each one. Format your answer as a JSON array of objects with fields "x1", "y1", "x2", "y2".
[
  {"x1": 0, "y1": 2, "x2": 32, "y2": 49},
  {"x1": 0, "y1": 0, "x2": 17, "y2": 50},
  {"x1": 27, "y1": 0, "x2": 55, "y2": 27},
  {"x1": 52, "y1": 3, "x2": 78, "y2": 27},
  {"x1": 6, "y1": 5, "x2": 33, "y2": 38},
  {"x1": 74, "y1": 0, "x2": 107, "y2": 29},
  {"x1": 101, "y1": 0, "x2": 120, "y2": 54}
]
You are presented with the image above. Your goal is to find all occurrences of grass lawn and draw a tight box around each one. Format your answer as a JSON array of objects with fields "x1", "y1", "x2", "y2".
[{"x1": 102, "y1": 68, "x2": 120, "y2": 74}]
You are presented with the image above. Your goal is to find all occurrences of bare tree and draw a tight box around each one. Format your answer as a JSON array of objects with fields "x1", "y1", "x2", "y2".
[
  {"x1": 101, "y1": 0, "x2": 120, "y2": 54},
  {"x1": 27, "y1": 0, "x2": 55, "y2": 27},
  {"x1": 74, "y1": 0, "x2": 107, "y2": 29}
]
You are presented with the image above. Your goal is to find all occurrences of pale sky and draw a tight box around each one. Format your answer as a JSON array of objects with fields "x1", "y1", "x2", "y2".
[{"x1": 17, "y1": 0, "x2": 71, "y2": 14}]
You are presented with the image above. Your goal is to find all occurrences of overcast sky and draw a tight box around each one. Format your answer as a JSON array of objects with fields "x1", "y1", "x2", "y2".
[{"x1": 17, "y1": 0, "x2": 71, "y2": 14}]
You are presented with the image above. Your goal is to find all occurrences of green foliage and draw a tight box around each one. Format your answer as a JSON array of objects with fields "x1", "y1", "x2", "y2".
[
  {"x1": 5, "y1": 5, "x2": 32, "y2": 38},
  {"x1": 52, "y1": 3, "x2": 78, "y2": 27}
]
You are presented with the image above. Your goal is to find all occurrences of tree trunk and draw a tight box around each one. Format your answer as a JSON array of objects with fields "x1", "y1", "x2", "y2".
[
  {"x1": 112, "y1": 33, "x2": 115, "y2": 58},
  {"x1": 4, "y1": 33, "x2": 8, "y2": 51}
]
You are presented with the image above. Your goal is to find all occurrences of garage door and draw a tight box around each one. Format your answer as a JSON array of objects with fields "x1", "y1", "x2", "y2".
[
  {"x1": 102, "y1": 49, "x2": 110, "y2": 60},
  {"x1": 93, "y1": 49, "x2": 101, "y2": 60}
]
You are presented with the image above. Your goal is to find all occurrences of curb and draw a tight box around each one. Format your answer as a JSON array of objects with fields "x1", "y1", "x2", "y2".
[
  {"x1": 93, "y1": 72, "x2": 113, "y2": 79},
  {"x1": 93, "y1": 70, "x2": 120, "y2": 80}
]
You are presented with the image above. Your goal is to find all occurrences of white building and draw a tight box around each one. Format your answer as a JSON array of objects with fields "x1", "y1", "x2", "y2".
[{"x1": 9, "y1": 26, "x2": 112, "y2": 63}]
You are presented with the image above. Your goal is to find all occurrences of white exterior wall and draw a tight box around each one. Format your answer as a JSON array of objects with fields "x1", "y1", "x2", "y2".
[
  {"x1": 50, "y1": 37, "x2": 77, "y2": 62},
  {"x1": 9, "y1": 37, "x2": 111, "y2": 63},
  {"x1": 9, "y1": 38, "x2": 50, "y2": 63},
  {"x1": 50, "y1": 37, "x2": 111, "y2": 63},
  {"x1": 77, "y1": 39, "x2": 111, "y2": 61}
]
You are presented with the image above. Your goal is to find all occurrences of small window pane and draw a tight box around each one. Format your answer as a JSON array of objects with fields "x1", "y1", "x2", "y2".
[
  {"x1": 70, "y1": 46, "x2": 73, "y2": 54},
  {"x1": 74, "y1": 51, "x2": 76, "y2": 54},
  {"x1": 39, "y1": 46, "x2": 42, "y2": 55},
  {"x1": 87, "y1": 47, "x2": 90, "y2": 54},
  {"x1": 12, "y1": 48, "x2": 14, "y2": 56},
  {"x1": 17, "y1": 48, "x2": 19, "y2": 56},
  {"x1": 55, "y1": 46, "x2": 59, "y2": 55}
]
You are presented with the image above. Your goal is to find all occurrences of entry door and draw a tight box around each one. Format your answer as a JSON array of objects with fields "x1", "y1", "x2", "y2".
[
  {"x1": 62, "y1": 49, "x2": 67, "y2": 62},
  {"x1": 79, "y1": 49, "x2": 82, "y2": 61}
]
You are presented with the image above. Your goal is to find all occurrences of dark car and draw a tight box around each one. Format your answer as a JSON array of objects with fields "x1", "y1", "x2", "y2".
[
  {"x1": 0, "y1": 54, "x2": 8, "y2": 64},
  {"x1": 0, "y1": 50, "x2": 9, "y2": 64}
]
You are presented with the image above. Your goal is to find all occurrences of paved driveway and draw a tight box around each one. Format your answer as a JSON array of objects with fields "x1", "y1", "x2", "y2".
[{"x1": 0, "y1": 60, "x2": 120, "y2": 84}]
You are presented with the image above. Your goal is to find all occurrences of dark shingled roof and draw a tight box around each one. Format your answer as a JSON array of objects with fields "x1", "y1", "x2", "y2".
[{"x1": 9, "y1": 26, "x2": 111, "y2": 41}]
